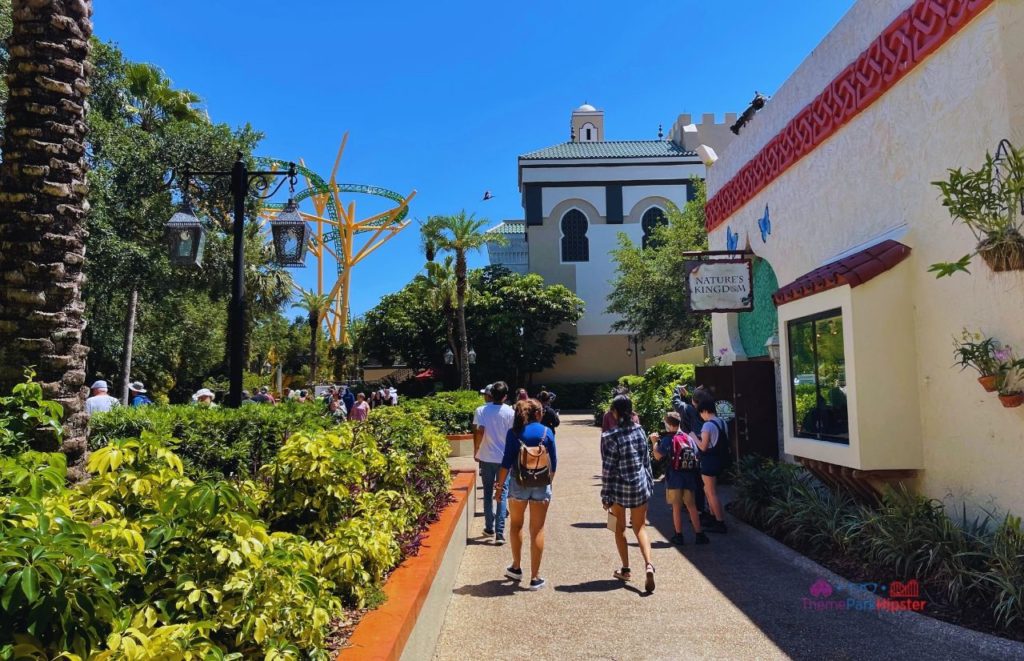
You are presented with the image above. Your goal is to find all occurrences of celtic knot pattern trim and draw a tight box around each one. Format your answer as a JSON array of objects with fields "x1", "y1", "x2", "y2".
[{"x1": 706, "y1": 0, "x2": 993, "y2": 232}]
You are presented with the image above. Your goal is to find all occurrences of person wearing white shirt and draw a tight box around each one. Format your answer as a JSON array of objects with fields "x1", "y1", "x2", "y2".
[
  {"x1": 473, "y1": 381, "x2": 515, "y2": 544},
  {"x1": 84, "y1": 380, "x2": 119, "y2": 416}
]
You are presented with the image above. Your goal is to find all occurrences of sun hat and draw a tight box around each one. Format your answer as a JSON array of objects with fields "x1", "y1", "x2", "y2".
[
  {"x1": 90, "y1": 380, "x2": 109, "y2": 391},
  {"x1": 128, "y1": 380, "x2": 146, "y2": 393},
  {"x1": 193, "y1": 388, "x2": 215, "y2": 400}
]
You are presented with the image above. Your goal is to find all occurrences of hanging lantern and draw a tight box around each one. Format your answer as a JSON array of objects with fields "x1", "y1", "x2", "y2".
[
  {"x1": 165, "y1": 201, "x2": 206, "y2": 268},
  {"x1": 468, "y1": 347, "x2": 477, "y2": 364},
  {"x1": 271, "y1": 198, "x2": 309, "y2": 266},
  {"x1": 444, "y1": 348, "x2": 454, "y2": 365}
]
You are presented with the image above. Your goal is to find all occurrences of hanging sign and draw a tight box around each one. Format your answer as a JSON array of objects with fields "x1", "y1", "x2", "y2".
[{"x1": 686, "y1": 258, "x2": 753, "y2": 312}]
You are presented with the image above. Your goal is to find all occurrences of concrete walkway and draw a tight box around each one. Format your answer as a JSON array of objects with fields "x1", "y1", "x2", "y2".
[{"x1": 435, "y1": 414, "x2": 1017, "y2": 661}]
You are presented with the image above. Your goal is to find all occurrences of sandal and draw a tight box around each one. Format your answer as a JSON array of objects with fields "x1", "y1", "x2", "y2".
[
  {"x1": 645, "y1": 563, "x2": 656, "y2": 593},
  {"x1": 613, "y1": 567, "x2": 631, "y2": 581}
]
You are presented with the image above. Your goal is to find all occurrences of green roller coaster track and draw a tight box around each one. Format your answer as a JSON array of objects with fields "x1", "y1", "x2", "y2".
[{"x1": 257, "y1": 157, "x2": 411, "y2": 276}]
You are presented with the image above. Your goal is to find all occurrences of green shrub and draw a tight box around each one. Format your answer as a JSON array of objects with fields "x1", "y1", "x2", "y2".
[
  {"x1": 731, "y1": 458, "x2": 1024, "y2": 637},
  {"x1": 0, "y1": 403, "x2": 454, "y2": 657},
  {"x1": 0, "y1": 369, "x2": 64, "y2": 456},
  {"x1": 89, "y1": 401, "x2": 338, "y2": 478},
  {"x1": 400, "y1": 390, "x2": 481, "y2": 435},
  {"x1": 594, "y1": 363, "x2": 697, "y2": 431}
]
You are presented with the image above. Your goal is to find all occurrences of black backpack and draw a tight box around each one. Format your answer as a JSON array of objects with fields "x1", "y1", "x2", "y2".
[{"x1": 710, "y1": 418, "x2": 734, "y2": 467}]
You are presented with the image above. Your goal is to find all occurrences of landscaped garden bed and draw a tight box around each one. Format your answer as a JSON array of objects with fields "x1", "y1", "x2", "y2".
[
  {"x1": 0, "y1": 379, "x2": 456, "y2": 658},
  {"x1": 729, "y1": 456, "x2": 1024, "y2": 642},
  {"x1": 400, "y1": 391, "x2": 480, "y2": 457}
]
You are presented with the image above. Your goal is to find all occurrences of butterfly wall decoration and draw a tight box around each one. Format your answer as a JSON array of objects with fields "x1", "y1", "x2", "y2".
[
  {"x1": 758, "y1": 205, "x2": 771, "y2": 243},
  {"x1": 726, "y1": 226, "x2": 739, "y2": 252}
]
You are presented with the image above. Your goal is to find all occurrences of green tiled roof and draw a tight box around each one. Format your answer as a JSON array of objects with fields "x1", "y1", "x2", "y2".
[
  {"x1": 487, "y1": 221, "x2": 525, "y2": 235},
  {"x1": 519, "y1": 141, "x2": 696, "y2": 160}
]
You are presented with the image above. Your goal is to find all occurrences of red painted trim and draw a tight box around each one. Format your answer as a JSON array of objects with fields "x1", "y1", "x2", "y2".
[
  {"x1": 706, "y1": 0, "x2": 994, "y2": 232},
  {"x1": 338, "y1": 469, "x2": 476, "y2": 661}
]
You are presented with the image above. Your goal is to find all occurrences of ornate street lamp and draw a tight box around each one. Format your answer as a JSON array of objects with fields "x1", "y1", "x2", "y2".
[
  {"x1": 468, "y1": 347, "x2": 477, "y2": 364},
  {"x1": 765, "y1": 334, "x2": 781, "y2": 362},
  {"x1": 270, "y1": 184, "x2": 309, "y2": 266},
  {"x1": 165, "y1": 200, "x2": 206, "y2": 268},
  {"x1": 166, "y1": 155, "x2": 299, "y2": 408},
  {"x1": 444, "y1": 347, "x2": 454, "y2": 365}
]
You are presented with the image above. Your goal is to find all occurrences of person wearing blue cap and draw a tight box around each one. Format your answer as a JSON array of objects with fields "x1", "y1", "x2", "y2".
[{"x1": 85, "y1": 380, "x2": 119, "y2": 416}]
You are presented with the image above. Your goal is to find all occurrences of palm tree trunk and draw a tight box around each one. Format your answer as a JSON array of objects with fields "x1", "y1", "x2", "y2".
[
  {"x1": 455, "y1": 251, "x2": 470, "y2": 389},
  {"x1": 119, "y1": 287, "x2": 138, "y2": 404},
  {"x1": 309, "y1": 311, "x2": 319, "y2": 385},
  {"x1": 0, "y1": 0, "x2": 93, "y2": 476}
]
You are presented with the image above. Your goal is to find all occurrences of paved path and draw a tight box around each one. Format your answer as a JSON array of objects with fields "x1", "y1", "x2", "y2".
[{"x1": 435, "y1": 415, "x2": 1015, "y2": 661}]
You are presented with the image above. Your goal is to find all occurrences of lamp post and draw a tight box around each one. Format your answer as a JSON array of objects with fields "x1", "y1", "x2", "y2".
[
  {"x1": 626, "y1": 334, "x2": 645, "y2": 375},
  {"x1": 765, "y1": 334, "x2": 781, "y2": 362},
  {"x1": 165, "y1": 154, "x2": 305, "y2": 408}
]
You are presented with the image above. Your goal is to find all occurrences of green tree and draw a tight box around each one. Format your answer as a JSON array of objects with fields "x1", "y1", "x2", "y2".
[
  {"x1": 84, "y1": 40, "x2": 269, "y2": 402},
  {"x1": 111, "y1": 62, "x2": 206, "y2": 404},
  {"x1": 420, "y1": 212, "x2": 506, "y2": 388},
  {"x1": 411, "y1": 257, "x2": 459, "y2": 379},
  {"x1": 606, "y1": 181, "x2": 710, "y2": 350},
  {"x1": 295, "y1": 291, "x2": 331, "y2": 385},
  {"x1": 361, "y1": 267, "x2": 583, "y2": 388},
  {"x1": 0, "y1": 0, "x2": 11, "y2": 131},
  {"x1": 0, "y1": 0, "x2": 94, "y2": 474}
]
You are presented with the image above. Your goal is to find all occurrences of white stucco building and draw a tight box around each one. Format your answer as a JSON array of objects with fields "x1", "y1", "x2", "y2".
[
  {"x1": 507, "y1": 104, "x2": 733, "y2": 382},
  {"x1": 706, "y1": 0, "x2": 1024, "y2": 514}
]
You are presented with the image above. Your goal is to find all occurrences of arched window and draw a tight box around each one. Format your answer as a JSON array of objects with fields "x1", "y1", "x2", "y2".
[
  {"x1": 560, "y1": 209, "x2": 589, "y2": 262},
  {"x1": 641, "y1": 207, "x2": 667, "y2": 249},
  {"x1": 581, "y1": 122, "x2": 597, "y2": 142}
]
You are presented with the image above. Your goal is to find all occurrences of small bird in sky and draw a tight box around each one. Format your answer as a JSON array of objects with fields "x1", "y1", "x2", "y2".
[{"x1": 482, "y1": 191, "x2": 494, "y2": 201}]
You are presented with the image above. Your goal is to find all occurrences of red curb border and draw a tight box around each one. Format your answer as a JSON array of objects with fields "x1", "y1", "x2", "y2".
[{"x1": 337, "y1": 469, "x2": 476, "y2": 660}]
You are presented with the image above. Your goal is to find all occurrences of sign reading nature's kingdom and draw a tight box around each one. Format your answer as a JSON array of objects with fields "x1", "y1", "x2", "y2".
[{"x1": 686, "y1": 259, "x2": 754, "y2": 312}]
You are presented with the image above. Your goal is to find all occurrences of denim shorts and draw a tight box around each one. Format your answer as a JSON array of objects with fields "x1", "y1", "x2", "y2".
[{"x1": 509, "y1": 479, "x2": 552, "y2": 502}]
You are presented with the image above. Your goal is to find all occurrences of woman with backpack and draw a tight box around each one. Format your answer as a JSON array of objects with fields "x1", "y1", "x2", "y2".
[
  {"x1": 650, "y1": 412, "x2": 708, "y2": 545},
  {"x1": 601, "y1": 395, "x2": 656, "y2": 593},
  {"x1": 494, "y1": 398, "x2": 557, "y2": 591},
  {"x1": 695, "y1": 399, "x2": 728, "y2": 533}
]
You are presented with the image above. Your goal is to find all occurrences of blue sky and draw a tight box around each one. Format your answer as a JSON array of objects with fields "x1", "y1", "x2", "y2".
[{"x1": 97, "y1": 0, "x2": 854, "y2": 317}]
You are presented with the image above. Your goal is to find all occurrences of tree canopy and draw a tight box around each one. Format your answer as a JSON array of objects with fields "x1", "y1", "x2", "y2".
[
  {"x1": 606, "y1": 180, "x2": 710, "y2": 350},
  {"x1": 361, "y1": 266, "x2": 584, "y2": 387}
]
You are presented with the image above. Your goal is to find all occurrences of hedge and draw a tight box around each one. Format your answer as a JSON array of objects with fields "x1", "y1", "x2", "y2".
[
  {"x1": 593, "y1": 363, "x2": 697, "y2": 430},
  {"x1": 400, "y1": 390, "x2": 481, "y2": 435},
  {"x1": 0, "y1": 404, "x2": 452, "y2": 657},
  {"x1": 88, "y1": 401, "x2": 341, "y2": 478}
]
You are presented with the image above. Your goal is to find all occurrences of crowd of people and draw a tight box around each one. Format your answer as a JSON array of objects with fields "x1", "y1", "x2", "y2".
[
  {"x1": 471, "y1": 380, "x2": 730, "y2": 595},
  {"x1": 81, "y1": 377, "x2": 401, "y2": 422}
]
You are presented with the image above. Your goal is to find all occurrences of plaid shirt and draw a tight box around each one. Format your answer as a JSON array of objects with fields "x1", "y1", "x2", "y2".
[{"x1": 600, "y1": 423, "x2": 654, "y2": 508}]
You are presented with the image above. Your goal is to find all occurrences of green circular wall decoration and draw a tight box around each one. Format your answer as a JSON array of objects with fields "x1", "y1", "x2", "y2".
[{"x1": 738, "y1": 258, "x2": 779, "y2": 357}]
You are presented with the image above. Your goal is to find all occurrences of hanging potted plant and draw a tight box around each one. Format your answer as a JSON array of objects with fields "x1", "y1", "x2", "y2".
[
  {"x1": 996, "y1": 349, "x2": 1024, "y2": 408},
  {"x1": 952, "y1": 329, "x2": 1000, "y2": 391},
  {"x1": 930, "y1": 140, "x2": 1024, "y2": 277}
]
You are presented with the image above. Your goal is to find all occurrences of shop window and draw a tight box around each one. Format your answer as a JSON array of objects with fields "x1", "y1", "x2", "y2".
[
  {"x1": 787, "y1": 308, "x2": 849, "y2": 443},
  {"x1": 641, "y1": 207, "x2": 667, "y2": 249},
  {"x1": 560, "y1": 209, "x2": 589, "y2": 262}
]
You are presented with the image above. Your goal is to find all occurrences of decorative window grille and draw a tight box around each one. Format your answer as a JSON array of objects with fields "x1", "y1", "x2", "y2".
[{"x1": 560, "y1": 209, "x2": 589, "y2": 262}]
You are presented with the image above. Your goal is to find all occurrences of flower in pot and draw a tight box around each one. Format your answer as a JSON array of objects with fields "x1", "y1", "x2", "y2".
[
  {"x1": 997, "y1": 355, "x2": 1024, "y2": 408},
  {"x1": 930, "y1": 140, "x2": 1024, "y2": 277},
  {"x1": 952, "y1": 329, "x2": 1000, "y2": 391}
]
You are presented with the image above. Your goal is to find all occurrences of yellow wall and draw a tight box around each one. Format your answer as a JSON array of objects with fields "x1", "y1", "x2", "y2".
[
  {"x1": 535, "y1": 333, "x2": 667, "y2": 383},
  {"x1": 644, "y1": 346, "x2": 706, "y2": 369}
]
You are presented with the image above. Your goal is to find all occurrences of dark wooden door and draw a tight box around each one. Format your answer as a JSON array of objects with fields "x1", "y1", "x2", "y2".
[
  {"x1": 732, "y1": 360, "x2": 779, "y2": 460},
  {"x1": 695, "y1": 362, "x2": 779, "y2": 461}
]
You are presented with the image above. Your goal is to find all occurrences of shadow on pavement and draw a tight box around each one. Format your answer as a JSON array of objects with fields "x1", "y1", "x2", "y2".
[
  {"x1": 570, "y1": 522, "x2": 607, "y2": 529},
  {"x1": 452, "y1": 578, "x2": 521, "y2": 598},
  {"x1": 641, "y1": 480, "x2": 1001, "y2": 660},
  {"x1": 554, "y1": 579, "x2": 645, "y2": 596}
]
